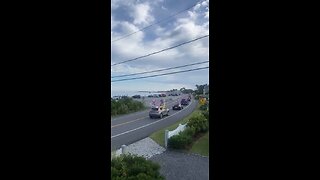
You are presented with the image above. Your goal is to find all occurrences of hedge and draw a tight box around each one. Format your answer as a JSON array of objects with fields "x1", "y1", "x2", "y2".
[
  {"x1": 111, "y1": 98, "x2": 145, "y2": 116},
  {"x1": 111, "y1": 154, "x2": 164, "y2": 180},
  {"x1": 168, "y1": 112, "x2": 209, "y2": 149}
]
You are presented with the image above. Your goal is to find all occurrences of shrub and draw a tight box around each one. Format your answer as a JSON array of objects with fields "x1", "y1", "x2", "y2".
[
  {"x1": 111, "y1": 98, "x2": 145, "y2": 116},
  {"x1": 111, "y1": 154, "x2": 164, "y2": 180},
  {"x1": 183, "y1": 126, "x2": 196, "y2": 137},
  {"x1": 187, "y1": 113, "x2": 209, "y2": 134},
  {"x1": 199, "y1": 104, "x2": 208, "y2": 111},
  {"x1": 202, "y1": 110, "x2": 209, "y2": 121},
  {"x1": 168, "y1": 130, "x2": 193, "y2": 149}
]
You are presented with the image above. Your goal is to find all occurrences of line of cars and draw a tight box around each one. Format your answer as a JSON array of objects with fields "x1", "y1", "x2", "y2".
[
  {"x1": 147, "y1": 94, "x2": 167, "y2": 98},
  {"x1": 172, "y1": 96, "x2": 191, "y2": 110},
  {"x1": 149, "y1": 95, "x2": 192, "y2": 119}
]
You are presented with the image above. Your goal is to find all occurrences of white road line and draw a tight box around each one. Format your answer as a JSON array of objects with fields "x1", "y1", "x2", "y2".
[
  {"x1": 111, "y1": 99, "x2": 194, "y2": 139},
  {"x1": 111, "y1": 97, "x2": 181, "y2": 121},
  {"x1": 111, "y1": 99, "x2": 184, "y2": 128}
]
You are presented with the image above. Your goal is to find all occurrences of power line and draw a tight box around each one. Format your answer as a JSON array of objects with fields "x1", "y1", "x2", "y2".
[
  {"x1": 111, "y1": 34, "x2": 209, "y2": 66},
  {"x1": 111, "y1": 0, "x2": 207, "y2": 43},
  {"x1": 111, "y1": 66, "x2": 209, "y2": 82},
  {"x1": 112, "y1": 60, "x2": 209, "y2": 78}
]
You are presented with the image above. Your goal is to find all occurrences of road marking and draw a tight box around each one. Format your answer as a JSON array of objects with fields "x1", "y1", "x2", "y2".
[
  {"x1": 111, "y1": 100, "x2": 182, "y2": 128},
  {"x1": 111, "y1": 99, "x2": 194, "y2": 139},
  {"x1": 111, "y1": 97, "x2": 178, "y2": 121},
  {"x1": 111, "y1": 116, "x2": 148, "y2": 128}
]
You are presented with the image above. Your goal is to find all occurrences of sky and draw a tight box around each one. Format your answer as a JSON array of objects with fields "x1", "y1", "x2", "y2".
[{"x1": 111, "y1": 0, "x2": 209, "y2": 95}]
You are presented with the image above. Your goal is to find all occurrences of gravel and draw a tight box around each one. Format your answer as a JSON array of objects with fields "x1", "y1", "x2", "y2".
[{"x1": 114, "y1": 137, "x2": 166, "y2": 159}]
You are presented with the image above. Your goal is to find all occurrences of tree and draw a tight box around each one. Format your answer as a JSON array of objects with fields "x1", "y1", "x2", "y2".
[{"x1": 195, "y1": 84, "x2": 208, "y2": 95}]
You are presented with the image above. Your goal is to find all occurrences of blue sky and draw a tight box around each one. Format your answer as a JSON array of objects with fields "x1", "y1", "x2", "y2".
[{"x1": 111, "y1": 0, "x2": 209, "y2": 94}]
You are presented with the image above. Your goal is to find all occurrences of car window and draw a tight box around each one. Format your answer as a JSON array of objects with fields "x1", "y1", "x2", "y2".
[{"x1": 152, "y1": 108, "x2": 158, "y2": 111}]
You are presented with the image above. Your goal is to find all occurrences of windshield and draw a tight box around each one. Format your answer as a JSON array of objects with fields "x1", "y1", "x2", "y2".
[{"x1": 151, "y1": 108, "x2": 158, "y2": 111}]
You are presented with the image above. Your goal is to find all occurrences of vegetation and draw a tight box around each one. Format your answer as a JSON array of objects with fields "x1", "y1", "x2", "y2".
[
  {"x1": 187, "y1": 112, "x2": 209, "y2": 134},
  {"x1": 149, "y1": 105, "x2": 201, "y2": 147},
  {"x1": 111, "y1": 97, "x2": 145, "y2": 116},
  {"x1": 111, "y1": 154, "x2": 164, "y2": 180},
  {"x1": 190, "y1": 132, "x2": 209, "y2": 156},
  {"x1": 168, "y1": 111, "x2": 208, "y2": 150},
  {"x1": 180, "y1": 87, "x2": 194, "y2": 94},
  {"x1": 150, "y1": 96, "x2": 210, "y2": 156},
  {"x1": 167, "y1": 128, "x2": 194, "y2": 149},
  {"x1": 195, "y1": 84, "x2": 208, "y2": 95}
]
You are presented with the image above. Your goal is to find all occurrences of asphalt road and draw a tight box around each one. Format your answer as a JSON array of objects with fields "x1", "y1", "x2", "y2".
[{"x1": 111, "y1": 95, "x2": 198, "y2": 150}]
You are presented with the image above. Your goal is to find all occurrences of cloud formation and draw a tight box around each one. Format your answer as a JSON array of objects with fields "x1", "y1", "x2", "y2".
[{"x1": 111, "y1": 0, "x2": 209, "y2": 93}]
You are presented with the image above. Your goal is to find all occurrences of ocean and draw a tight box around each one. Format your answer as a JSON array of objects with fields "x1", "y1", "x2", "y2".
[{"x1": 111, "y1": 90, "x2": 163, "y2": 97}]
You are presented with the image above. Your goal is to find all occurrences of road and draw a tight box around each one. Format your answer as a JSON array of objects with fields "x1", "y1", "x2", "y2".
[{"x1": 111, "y1": 94, "x2": 198, "y2": 150}]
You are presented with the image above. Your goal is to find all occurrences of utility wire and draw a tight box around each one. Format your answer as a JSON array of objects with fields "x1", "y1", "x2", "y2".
[
  {"x1": 111, "y1": 66, "x2": 209, "y2": 82},
  {"x1": 111, "y1": 34, "x2": 209, "y2": 66},
  {"x1": 111, "y1": 0, "x2": 207, "y2": 43},
  {"x1": 112, "y1": 60, "x2": 209, "y2": 78}
]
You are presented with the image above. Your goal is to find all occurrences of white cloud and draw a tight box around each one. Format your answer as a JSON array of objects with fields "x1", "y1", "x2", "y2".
[
  {"x1": 130, "y1": 3, "x2": 154, "y2": 26},
  {"x1": 161, "y1": 6, "x2": 167, "y2": 10},
  {"x1": 111, "y1": 0, "x2": 209, "y2": 90},
  {"x1": 193, "y1": 4, "x2": 201, "y2": 11}
]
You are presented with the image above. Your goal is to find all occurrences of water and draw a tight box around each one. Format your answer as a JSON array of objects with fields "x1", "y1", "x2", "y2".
[{"x1": 111, "y1": 90, "x2": 163, "y2": 98}]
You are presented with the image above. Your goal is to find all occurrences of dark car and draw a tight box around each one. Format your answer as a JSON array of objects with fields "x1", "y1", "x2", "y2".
[
  {"x1": 172, "y1": 103, "x2": 183, "y2": 110},
  {"x1": 181, "y1": 99, "x2": 189, "y2": 106},
  {"x1": 148, "y1": 95, "x2": 153, "y2": 98},
  {"x1": 132, "y1": 95, "x2": 141, "y2": 99}
]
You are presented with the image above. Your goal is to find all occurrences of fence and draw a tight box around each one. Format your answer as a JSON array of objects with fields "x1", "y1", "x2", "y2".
[
  {"x1": 164, "y1": 123, "x2": 187, "y2": 148},
  {"x1": 112, "y1": 145, "x2": 128, "y2": 159}
]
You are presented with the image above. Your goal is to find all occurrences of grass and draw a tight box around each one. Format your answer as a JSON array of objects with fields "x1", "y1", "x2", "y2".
[
  {"x1": 149, "y1": 104, "x2": 201, "y2": 147},
  {"x1": 150, "y1": 102, "x2": 210, "y2": 157},
  {"x1": 189, "y1": 132, "x2": 209, "y2": 156}
]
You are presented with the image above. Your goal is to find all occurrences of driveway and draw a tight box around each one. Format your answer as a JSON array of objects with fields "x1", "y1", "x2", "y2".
[{"x1": 150, "y1": 150, "x2": 209, "y2": 180}]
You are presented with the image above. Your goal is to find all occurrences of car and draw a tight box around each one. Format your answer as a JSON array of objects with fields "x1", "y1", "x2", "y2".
[
  {"x1": 148, "y1": 95, "x2": 153, "y2": 98},
  {"x1": 149, "y1": 106, "x2": 169, "y2": 119},
  {"x1": 153, "y1": 94, "x2": 159, "y2": 98},
  {"x1": 132, "y1": 95, "x2": 141, "y2": 99},
  {"x1": 172, "y1": 103, "x2": 183, "y2": 110},
  {"x1": 181, "y1": 99, "x2": 189, "y2": 106},
  {"x1": 112, "y1": 96, "x2": 121, "y2": 100}
]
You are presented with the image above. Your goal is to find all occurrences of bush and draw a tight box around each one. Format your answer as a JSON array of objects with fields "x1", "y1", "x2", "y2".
[
  {"x1": 187, "y1": 113, "x2": 208, "y2": 134},
  {"x1": 202, "y1": 110, "x2": 209, "y2": 122},
  {"x1": 111, "y1": 98, "x2": 145, "y2": 116},
  {"x1": 199, "y1": 104, "x2": 208, "y2": 111},
  {"x1": 111, "y1": 154, "x2": 164, "y2": 180},
  {"x1": 168, "y1": 129, "x2": 193, "y2": 149}
]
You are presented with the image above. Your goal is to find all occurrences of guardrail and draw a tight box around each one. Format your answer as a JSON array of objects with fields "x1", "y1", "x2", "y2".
[{"x1": 164, "y1": 123, "x2": 187, "y2": 148}]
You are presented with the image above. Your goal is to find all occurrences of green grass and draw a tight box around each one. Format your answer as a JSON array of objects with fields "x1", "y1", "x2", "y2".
[
  {"x1": 189, "y1": 132, "x2": 209, "y2": 156},
  {"x1": 149, "y1": 104, "x2": 201, "y2": 147}
]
